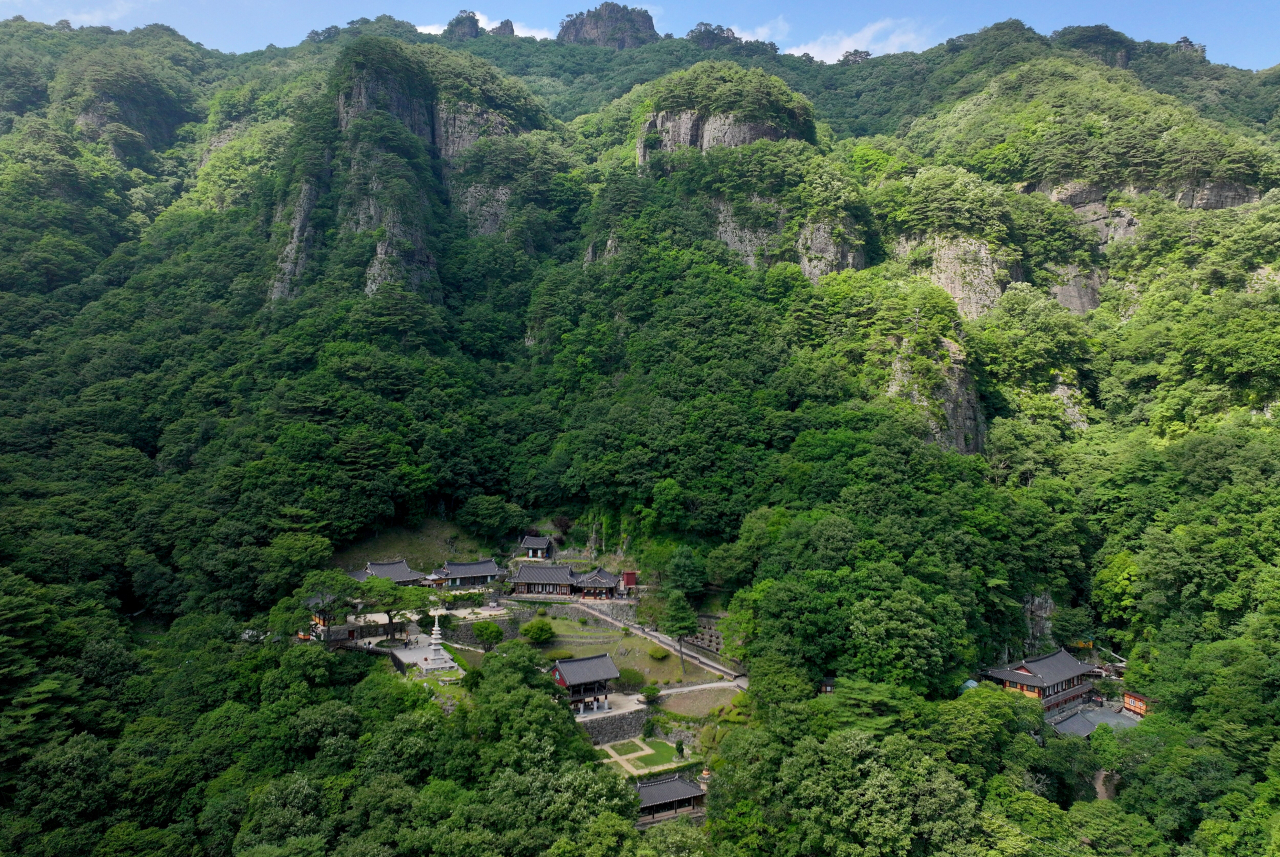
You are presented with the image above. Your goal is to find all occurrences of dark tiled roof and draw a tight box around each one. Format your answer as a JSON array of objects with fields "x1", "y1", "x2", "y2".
[
  {"x1": 520, "y1": 535, "x2": 553, "y2": 549},
  {"x1": 1053, "y1": 712, "x2": 1097, "y2": 737},
  {"x1": 572, "y1": 569, "x2": 619, "y2": 587},
  {"x1": 984, "y1": 649, "x2": 1094, "y2": 688},
  {"x1": 554, "y1": 653, "x2": 620, "y2": 686},
  {"x1": 511, "y1": 564, "x2": 575, "y2": 585},
  {"x1": 636, "y1": 775, "x2": 704, "y2": 810},
  {"x1": 442, "y1": 559, "x2": 501, "y2": 578},
  {"x1": 350, "y1": 560, "x2": 424, "y2": 584}
]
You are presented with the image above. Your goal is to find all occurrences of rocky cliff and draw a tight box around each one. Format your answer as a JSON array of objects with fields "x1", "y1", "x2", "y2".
[
  {"x1": 1048, "y1": 264, "x2": 1102, "y2": 314},
  {"x1": 557, "y1": 3, "x2": 660, "y2": 49},
  {"x1": 887, "y1": 337, "x2": 987, "y2": 454},
  {"x1": 702, "y1": 199, "x2": 864, "y2": 282},
  {"x1": 636, "y1": 110, "x2": 781, "y2": 164},
  {"x1": 898, "y1": 235, "x2": 1019, "y2": 319}
]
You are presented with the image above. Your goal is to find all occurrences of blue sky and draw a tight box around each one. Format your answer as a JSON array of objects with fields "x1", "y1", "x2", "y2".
[{"x1": 4, "y1": 0, "x2": 1277, "y2": 70}]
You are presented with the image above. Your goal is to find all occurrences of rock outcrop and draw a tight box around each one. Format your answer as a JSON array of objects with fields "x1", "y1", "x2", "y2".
[
  {"x1": 1048, "y1": 264, "x2": 1102, "y2": 314},
  {"x1": 460, "y1": 184, "x2": 511, "y2": 235},
  {"x1": 1175, "y1": 180, "x2": 1261, "y2": 210},
  {"x1": 899, "y1": 235, "x2": 1018, "y2": 319},
  {"x1": 1051, "y1": 380, "x2": 1088, "y2": 431},
  {"x1": 1247, "y1": 266, "x2": 1280, "y2": 293},
  {"x1": 1035, "y1": 180, "x2": 1139, "y2": 249},
  {"x1": 887, "y1": 337, "x2": 986, "y2": 454},
  {"x1": 270, "y1": 179, "x2": 319, "y2": 301},
  {"x1": 636, "y1": 110, "x2": 781, "y2": 165},
  {"x1": 797, "y1": 218, "x2": 865, "y2": 282},
  {"x1": 338, "y1": 67, "x2": 433, "y2": 142},
  {"x1": 435, "y1": 102, "x2": 514, "y2": 162},
  {"x1": 707, "y1": 200, "x2": 864, "y2": 282},
  {"x1": 489, "y1": 19, "x2": 516, "y2": 36},
  {"x1": 557, "y1": 3, "x2": 660, "y2": 49}
]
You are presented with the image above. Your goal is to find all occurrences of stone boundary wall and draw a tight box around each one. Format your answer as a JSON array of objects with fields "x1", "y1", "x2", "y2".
[
  {"x1": 441, "y1": 615, "x2": 523, "y2": 649},
  {"x1": 581, "y1": 707, "x2": 650, "y2": 745},
  {"x1": 652, "y1": 722, "x2": 701, "y2": 748}
]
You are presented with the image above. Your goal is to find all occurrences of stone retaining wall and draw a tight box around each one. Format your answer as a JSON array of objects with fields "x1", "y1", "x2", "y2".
[
  {"x1": 580, "y1": 707, "x2": 650, "y2": 745},
  {"x1": 441, "y1": 615, "x2": 523, "y2": 649}
]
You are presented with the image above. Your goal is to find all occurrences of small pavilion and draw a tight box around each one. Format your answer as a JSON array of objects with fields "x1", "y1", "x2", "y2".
[{"x1": 552, "y1": 653, "x2": 619, "y2": 714}]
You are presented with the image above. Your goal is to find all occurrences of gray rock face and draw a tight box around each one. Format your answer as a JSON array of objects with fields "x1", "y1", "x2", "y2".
[
  {"x1": 489, "y1": 19, "x2": 516, "y2": 36},
  {"x1": 900, "y1": 235, "x2": 1016, "y2": 319},
  {"x1": 346, "y1": 193, "x2": 436, "y2": 296},
  {"x1": 887, "y1": 337, "x2": 986, "y2": 454},
  {"x1": 460, "y1": 184, "x2": 512, "y2": 235},
  {"x1": 435, "y1": 102, "x2": 513, "y2": 162},
  {"x1": 636, "y1": 110, "x2": 781, "y2": 165},
  {"x1": 557, "y1": 3, "x2": 660, "y2": 49},
  {"x1": 270, "y1": 179, "x2": 318, "y2": 301},
  {"x1": 1035, "y1": 180, "x2": 1140, "y2": 249},
  {"x1": 1024, "y1": 592, "x2": 1056, "y2": 653},
  {"x1": 796, "y1": 219, "x2": 865, "y2": 282},
  {"x1": 1048, "y1": 264, "x2": 1102, "y2": 314},
  {"x1": 1247, "y1": 266, "x2": 1280, "y2": 293},
  {"x1": 1175, "y1": 180, "x2": 1261, "y2": 210},
  {"x1": 1051, "y1": 381, "x2": 1088, "y2": 431},
  {"x1": 338, "y1": 69, "x2": 433, "y2": 141},
  {"x1": 709, "y1": 200, "x2": 864, "y2": 282}
]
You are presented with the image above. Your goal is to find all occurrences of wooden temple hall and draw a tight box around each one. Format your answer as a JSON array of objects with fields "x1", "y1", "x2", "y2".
[
  {"x1": 551, "y1": 653, "x2": 620, "y2": 714},
  {"x1": 635, "y1": 775, "x2": 707, "y2": 826},
  {"x1": 982, "y1": 648, "x2": 1096, "y2": 712}
]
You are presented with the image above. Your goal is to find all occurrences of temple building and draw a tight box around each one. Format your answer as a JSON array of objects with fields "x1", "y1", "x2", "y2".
[
  {"x1": 520, "y1": 535, "x2": 554, "y2": 560},
  {"x1": 508, "y1": 564, "x2": 620, "y2": 598},
  {"x1": 635, "y1": 775, "x2": 706, "y2": 826},
  {"x1": 424, "y1": 559, "x2": 503, "y2": 589},
  {"x1": 348, "y1": 559, "x2": 425, "y2": 586},
  {"x1": 981, "y1": 648, "x2": 1095, "y2": 712},
  {"x1": 551, "y1": 653, "x2": 619, "y2": 713}
]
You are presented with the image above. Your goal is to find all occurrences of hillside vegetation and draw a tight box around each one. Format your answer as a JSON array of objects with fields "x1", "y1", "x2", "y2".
[{"x1": 2, "y1": 10, "x2": 1280, "y2": 857}]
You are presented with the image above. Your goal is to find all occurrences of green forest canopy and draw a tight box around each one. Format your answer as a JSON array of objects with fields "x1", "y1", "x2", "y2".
[{"x1": 2, "y1": 11, "x2": 1280, "y2": 857}]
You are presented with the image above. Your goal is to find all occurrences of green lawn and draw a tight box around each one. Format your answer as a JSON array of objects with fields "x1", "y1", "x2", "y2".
[
  {"x1": 609, "y1": 739, "x2": 645, "y2": 756},
  {"x1": 630, "y1": 740, "x2": 682, "y2": 769}
]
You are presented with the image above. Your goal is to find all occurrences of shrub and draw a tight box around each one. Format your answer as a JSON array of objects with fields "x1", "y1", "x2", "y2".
[
  {"x1": 578, "y1": 616, "x2": 588, "y2": 625},
  {"x1": 642, "y1": 717, "x2": 656, "y2": 738},
  {"x1": 641, "y1": 685, "x2": 661, "y2": 704},
  {"x1": 664, "y1": 679, "x2": 671, "y2": 685},
  {"x1": 544, "y1": 648, "x2": 575, "y2": 660},
  {"x1": 521, "y1": 619, "x2": 555, "y2": 644},
  {"x1": 536, "y1": 607, "x2": 547, "y2": 616},
  {"x1": 675, "y1": 739, "x2": 684, "y2": 757},
  {"x1": 615, "y1": 667, "x2": 646, "y2": 692},
  {"x1": 648, "y1": 646, "x2": 670, "y2": 660}
]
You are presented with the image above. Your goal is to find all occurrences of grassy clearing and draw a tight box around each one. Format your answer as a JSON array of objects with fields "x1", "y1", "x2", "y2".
[
  {"x1": 630, "y1": 740, "x2": 681, "y2": 769},
  {"x1": 549, "y1": 634, "x2": 717, "y2": 685},
  {"x1": 331, "y1": 518, "x2": 493, "y2": 573},
  {"x1": 660, "y1": 687, "x2": 739, "y2": 717},
  {"x1": 609, "y1": 739, "x2": 645, "y2": 756}
]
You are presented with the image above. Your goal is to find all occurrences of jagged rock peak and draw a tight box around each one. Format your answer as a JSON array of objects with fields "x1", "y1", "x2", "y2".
[
  {"x1": 557, "y1": 3, "x2": 660, "y2": 49},
  {"x1": 489, "y1": 19, "x2": 516, "y2": 36},
  {"x1": 443, "y1": 11, "x2": 484, "y2": 41}
]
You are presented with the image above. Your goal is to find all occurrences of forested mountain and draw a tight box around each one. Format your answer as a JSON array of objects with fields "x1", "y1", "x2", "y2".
[{"x1": 2, "y1": 9, "x2": 1280, "y2": 857}]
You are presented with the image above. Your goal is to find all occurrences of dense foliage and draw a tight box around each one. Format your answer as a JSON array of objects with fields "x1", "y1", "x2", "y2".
[{"x1": 3, "y1": 10, "x2": 1280, "y2": 857}]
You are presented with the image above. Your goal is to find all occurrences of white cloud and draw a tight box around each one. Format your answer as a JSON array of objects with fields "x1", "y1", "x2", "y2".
[
  {"x1": 784, "y1": 18, "x2": 931, "y2": 62},
  {"x1": 730, "y1": 15, "x2": 790, "y2": 44},
  {"x1": 417, "y1": 11, "x2": 554, "y2": 40}
]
